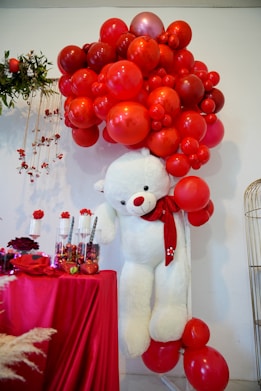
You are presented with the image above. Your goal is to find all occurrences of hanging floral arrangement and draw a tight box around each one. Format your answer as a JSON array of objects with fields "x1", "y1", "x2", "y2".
[{"x1": 0, "y1": 50, "x2": 55, "y2": 114}]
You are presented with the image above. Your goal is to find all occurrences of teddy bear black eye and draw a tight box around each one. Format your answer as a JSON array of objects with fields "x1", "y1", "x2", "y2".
[
  {"x1": 144, "y1": 185, "x2": 149, "y2": 191},
  {"x1": 121, "y1": 200, "x2": 126, "y2": 205}
]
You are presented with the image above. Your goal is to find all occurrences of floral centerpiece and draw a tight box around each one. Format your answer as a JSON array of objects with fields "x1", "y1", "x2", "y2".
[
  {"x1": 78, "y1": 208, "x2": 92, "y2": 235},
  {"x1": 0, "y1": 50, "x2": 55, "y2": 114},
  {"x1": 29, "y1": 209, "x2": 44, "y2": 238}
]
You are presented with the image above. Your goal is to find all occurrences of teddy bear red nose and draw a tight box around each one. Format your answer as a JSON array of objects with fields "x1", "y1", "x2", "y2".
[{"x1": 133, "y1": 196, "x2": 144, "y2": 207}]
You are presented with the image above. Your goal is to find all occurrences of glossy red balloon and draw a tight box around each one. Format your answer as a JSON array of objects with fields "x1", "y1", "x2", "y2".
[
  {"x1": 57, "y1": 45, "x2": 87, "y2": 75},
  {"x1": 106, "y1": 60, "x2": 143, "y2": 100},
  {"x1": 188, "y1": 200, "x2": 214, "y2": 226},
  {"x1": 173, "y1": 49, "x2": 195, "y2": 74},
  {"x1": 106, "y1": 101, "x2": 150, "y2": 145},
  {"x1": 147, "y1": 86, "x2": 180, "y2": 119},
  {"x1": 166, "y1": 20, "x2": 192, "y2": 49},
  {"x1": 127, "y1": 36, "x2": 160, "y2": 75},
  {"x1": 87, "y1": 42, "x2": 116, "y2": 73},
  {"x1": 146, "y1": 127, "x2": 180, "y2": 158},
  {"x1": 71, "y1": 68, "x2": 98, "y2": 98},
  {"x1": 99, "y1": 18, "x2": 128, "y2": 48},
  {"x1": 68, "y1": 97, "x2": 99, "y2": 129},
  {"x1": 166, "y1": 153, "x2": 191, "y2": 177},
  {"x1": 182, "y1": 318, "x2": 210, "y2": 349},
  {"x1": 130, "y1": 12, "x2": 165, "y2": 39},
  {"x1": 176, "y1": 111, "x2": 207, "y2": 141},
  {"x1": 174, "y1": 176, "x2": 210, "y2": 212},
  {"x1": 175, "y1": 74, "x2": 205, "y2": 107},
  {"x1": 72, "y1": 125, "x2": 99, "y2": 147},
  {"x1": 93, "y1": 94, "x2": 117, "y2": 121},
  {"x1": 184, "y1": 346, "x2": 229, "y2": 391},
  {"x1": 201, "y1": 118, "x2": 224, "y2": 148},
  {"x1": 142, "y1": 339, "x2": 182, "y2": 373},
  {"x1": 158, "y1": 44, "x2": 175, "y2": 74},
  {"x1": 58, "y1": 74, "x2": 73, "y2": 97}
]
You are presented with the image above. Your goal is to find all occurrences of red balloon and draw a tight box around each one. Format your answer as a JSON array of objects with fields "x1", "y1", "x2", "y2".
[
  {"x1": 130, "y1": 12, "x2": 165, "y2": 39},
  {"x1": 142, "y1": 339, "x2": 182, "y2": 373},
  {"x1": 174, "y1": 176, "x2": 210, "y2": 212},
  {"x1": 93, "y1": 94, "x2": 117, "y2": 121},
  {"x1": 68, "y1": 97, "x2": 99, "y2": 129},
  {"x1": 201, "y1": 118, "x2": 224, "y2": 148},
  {"x1": 72, "y1": 125, "x2": 99, "y2": 147},
  {"x1": 71, "y1": 68, "x2": 98, "y2": 98},
  {"x1": 87, "y1": 42, "x2": 116, "y2": 73},
  {"x1": 182, "y1": 318, "x2": 210, "y2": 349},
  {"x1": 106, "y1": 60, "x2": 143, "y2": 100},
  {"x1": 175, "y1": 74, "x2": 205, "y2": 107},
  {"x1": 184, "y1": 346, "x2": 229, "y2": 391},
  {"x1": 166, "y1": 20, "x2": 192, "y2": 49},
  {"x1": 147, "y1": 86, "x2": 180, "y2": 120},
  {"x1": 176, "y1": 111, "x2": 207, "y2": 141},
  {"x1": 99, "y1": 18, "x2": 128, "y2": 48},
  {"x1": 173, "y1": 49, "x2": 195, "y2": 74},
  {"x1": 146, "y1": 127, "x2": 180, "y2": 158},
  {"x1": 127, "y1": 36, "x2": 160, "y2": 75},
  {"x1": 102, "y1": 126, "x2": 117, "y2": 144},
  {"x1": 158, "y1": 44, "x2": 175, "y2": 74},
  {"x1": 106, "y1": 101, "x2": 150, "y2": 145},
  {"x1": 166, "y1": 153, "x2": 191, "y2": 177},
  {"x1": 57, "y1": 45, "x2": 87, "y2": 75},
  {"x1": 58, "y1": 74, "x2": 73, "y2": 97},
  {"x1": 188, "y1": 200, "x2": 214, "y2": 226}
]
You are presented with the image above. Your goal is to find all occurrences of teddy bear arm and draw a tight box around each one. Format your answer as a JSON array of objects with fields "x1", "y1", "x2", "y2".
[{"x1": 94, "y1": 202, "x2": 117, "y2": 244}]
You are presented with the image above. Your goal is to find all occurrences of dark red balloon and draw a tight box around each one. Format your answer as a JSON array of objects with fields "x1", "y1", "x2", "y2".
[
  {"x1": 57, "y1": 45, "x2": 87, "y2": 75},
  {"x1": 87, "y1": 42, "x2": 116, "y2": 73},
  {"x1": 188, "y1": 200, "x2": 214, "y2": 226},
  {"x1": 166, "y1": 20, "x2": 192, "y2": 49},
  {"x1": 72, "y1": 125, "x2": 99, "y2": 147},
  {"x1": 184, "y1": 346, "x2": 229, "y2": 391},
  {"x1": 99, "y1": 18, "x2": 128, "y2": 48},
  {"x1": 175, "y1": 74, "x2": 205, "y2": 107},
  {"x1": 142, "y1": 339, "x2": 182, "y2": 373}
]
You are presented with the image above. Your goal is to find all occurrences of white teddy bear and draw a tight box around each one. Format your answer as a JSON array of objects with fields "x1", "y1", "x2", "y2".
[{"x1": 94, "y1": 148, "x2": 190, "y2": 358}]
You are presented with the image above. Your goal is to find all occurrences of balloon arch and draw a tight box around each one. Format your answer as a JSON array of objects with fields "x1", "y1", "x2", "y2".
[{"x1": 57, "y1": 12, "x2": 228, "y2": 391}]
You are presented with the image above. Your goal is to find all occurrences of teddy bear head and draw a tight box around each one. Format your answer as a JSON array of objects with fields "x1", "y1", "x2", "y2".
[{"x1": 99, "y1": 148, "x2": 171, "y2": 217}]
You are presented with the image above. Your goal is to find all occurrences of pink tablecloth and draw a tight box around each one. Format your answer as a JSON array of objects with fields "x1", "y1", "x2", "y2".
[{"x1": 0, "y1": 270, "x2": 119, "y2": 391}]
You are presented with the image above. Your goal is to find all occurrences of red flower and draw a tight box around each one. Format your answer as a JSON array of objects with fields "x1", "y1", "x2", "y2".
[
  {"x1": 7, "y1": 237, "x2": 39, "y2": 251},
  {"x1": 80, "y1": 208, "x2": 92, "y2": 216},
  {"x1": 61, "y1": 211, "x2": 70, "y2": 218},
  {"x1": 33, "y1": 209, "x2": 44, "y2": 219}
]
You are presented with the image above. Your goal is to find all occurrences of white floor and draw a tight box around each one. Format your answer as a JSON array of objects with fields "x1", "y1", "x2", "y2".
[{"x1": 120, "y1": 374, "x2": 261, "y2": 391}]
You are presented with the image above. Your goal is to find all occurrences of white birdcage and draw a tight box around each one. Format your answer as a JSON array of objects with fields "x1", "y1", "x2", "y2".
[{"x1": 244, "y1": 179, "x2": 261, "y2": 388}]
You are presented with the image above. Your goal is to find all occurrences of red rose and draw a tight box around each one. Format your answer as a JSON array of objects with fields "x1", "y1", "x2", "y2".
[
  {"x1": 33, "y1": 209, "x2": 44, "y2": 219},
  {"x1": 61, "y1": 211, "x2": 70, "y2": 218},
  {"x1": 80, "y1": 208, "x2": 92, "y2": 216}
]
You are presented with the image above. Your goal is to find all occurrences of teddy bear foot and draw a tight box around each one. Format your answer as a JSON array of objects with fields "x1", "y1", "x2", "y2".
[
  {"x1": 119, "y1": 317, "x2": 151, "y2": 358},
  {"x1": 149, "y1": 305, "x2": 188, "y2": 342}
]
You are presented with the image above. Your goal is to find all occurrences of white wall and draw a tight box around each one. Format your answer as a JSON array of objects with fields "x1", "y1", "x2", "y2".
[{"x1": 0, "y1": 6, "x2": 260, "y2": 381}]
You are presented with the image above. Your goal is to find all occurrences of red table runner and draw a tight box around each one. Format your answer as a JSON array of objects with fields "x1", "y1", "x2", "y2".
[{"x1": 0, "y1": 270, "x2": 119, "y2": 391}]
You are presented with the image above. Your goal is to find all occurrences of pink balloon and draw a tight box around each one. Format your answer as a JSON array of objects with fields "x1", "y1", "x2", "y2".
[
  {"x1": 130, "y1": 12, "x2": 165, "y2": 39},
  {"x1": 201, "y1": 118, "x2": 224, "y2": 148}
]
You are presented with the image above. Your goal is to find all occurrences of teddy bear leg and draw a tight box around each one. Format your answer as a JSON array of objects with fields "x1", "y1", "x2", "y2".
[
  {"x1": 149, "y1": 252, "x2": 189, "y2": 343},
  {"x1": 119, "y1": 261, "x2": 154, "y2": 358}
]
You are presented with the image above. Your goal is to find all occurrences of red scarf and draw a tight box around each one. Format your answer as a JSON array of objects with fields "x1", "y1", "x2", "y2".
[{"x1": 141, "y1": 195, "x2": 180, "y2": 266}]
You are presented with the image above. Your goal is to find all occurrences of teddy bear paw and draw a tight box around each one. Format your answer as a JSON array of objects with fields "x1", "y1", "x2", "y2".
[
  {"x1": 149, "y1": 305, "x2": 188, "y2": 342},
  {"x1": 119, "y1": 317, "x2": 151, "y2": 357}
]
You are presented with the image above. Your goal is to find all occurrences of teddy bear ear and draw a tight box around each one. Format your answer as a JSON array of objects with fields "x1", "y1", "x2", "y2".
[
  {"x1": 94, "y1": 179, "x2": 105, "y2": 193},
  {"x1": 140, "y1": 147, "x2": 151, "y2": 157}
]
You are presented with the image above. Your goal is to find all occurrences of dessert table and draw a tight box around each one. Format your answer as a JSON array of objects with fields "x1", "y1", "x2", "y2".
[{"x1": 0, "y1": 270, "x2": 119, "y2": 391}]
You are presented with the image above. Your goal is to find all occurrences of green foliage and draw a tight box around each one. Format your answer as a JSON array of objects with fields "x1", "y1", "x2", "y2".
[{"x1": 0, "y1": 50, "x2": 55, "y2": 114}]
